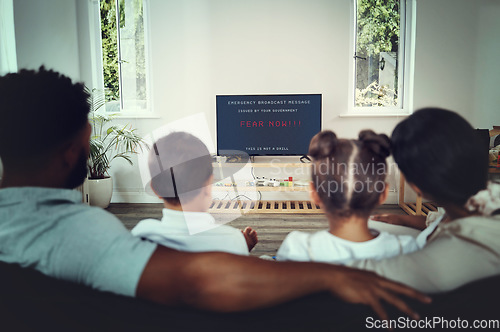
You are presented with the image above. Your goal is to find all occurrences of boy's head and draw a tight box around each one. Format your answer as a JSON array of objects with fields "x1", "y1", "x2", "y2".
[
  {"x1": 308, "y1": 130, "x2": 391, "y2": 218},
  {"x1": 149, "y1": 132, "x2": 213, "y2": 209}
]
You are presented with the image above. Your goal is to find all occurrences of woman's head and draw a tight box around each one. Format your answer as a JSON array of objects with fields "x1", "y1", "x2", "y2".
[
  {"x1": 391, "y1": 108, "x2": 488, "y2": 206},
  {"x1": 309, "y1": 130, "x2": 391, "y2": 218}
]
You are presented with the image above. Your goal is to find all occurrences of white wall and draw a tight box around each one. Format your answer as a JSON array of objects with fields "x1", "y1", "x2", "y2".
[
  {"x1": 2, "y1": 0, "x2": 81, "y2": 183},
  {"x1": 149, "y1": 0, "x2": 351, "y2": 133},
  {"x1": 473, "y1": 0, "x2": 500, "y2": 128},
  {"x1": 13, "y1": 0, "x2": 81, "y2": 80},
  {"x1": 412, "y1": 0, "x2": 478, "y2": 123},
  {"x1": 145, "y1": 0, "x2": 406, "y2": 139},
  {"x1": 412, "y1": 0, "x2": 500, "y2": 128},
  {"x1": 118, "y1": 0, "x2": 499, "y2": 203},
  {"x1": 8, "y1": 0, "x2": 500, "y2": 203}
]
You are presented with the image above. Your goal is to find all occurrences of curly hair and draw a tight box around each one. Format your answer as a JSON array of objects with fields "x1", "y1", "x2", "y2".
[
  {"x1": 0, "y1": 67, "x2": 90, "y2": 169},
  {"x1": 309, "y1": 130, "x2": 391, "y2": 217},
  {"x1": 392, "y1": 108, "x2": 488, "y2": 206}
]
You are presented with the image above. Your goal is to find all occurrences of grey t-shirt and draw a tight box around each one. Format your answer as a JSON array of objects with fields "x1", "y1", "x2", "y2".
[{"x1": 0, "y1": 187, "x2": 157, "y2": 297}]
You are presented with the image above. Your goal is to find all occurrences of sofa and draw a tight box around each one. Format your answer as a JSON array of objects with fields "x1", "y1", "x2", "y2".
[{"x1": 1, "y1": 261, "x2": 499, "y2": 331}]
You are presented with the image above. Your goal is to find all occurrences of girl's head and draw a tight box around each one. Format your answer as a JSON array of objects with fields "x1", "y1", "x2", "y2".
[
  {"x1": 392, "y1": 108, "x2": 488, "y2": 207},
  {"x1": 309, "y1": 130, "x2": 391, "y2": 218}
]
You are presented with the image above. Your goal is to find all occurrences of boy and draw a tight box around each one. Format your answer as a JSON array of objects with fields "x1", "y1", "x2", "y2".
[{"x1": 132, "y1": 132, "x2": 258, "y2": 255}]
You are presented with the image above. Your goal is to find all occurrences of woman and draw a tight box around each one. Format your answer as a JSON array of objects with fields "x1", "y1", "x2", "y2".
[{"x1": 349, "y1": 108, "x2": 500, "y2": 293}]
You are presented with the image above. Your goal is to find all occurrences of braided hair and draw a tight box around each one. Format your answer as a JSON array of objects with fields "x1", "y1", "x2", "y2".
[{"x1": 309, "y1": 130, "x2": 390, "y2": 217}]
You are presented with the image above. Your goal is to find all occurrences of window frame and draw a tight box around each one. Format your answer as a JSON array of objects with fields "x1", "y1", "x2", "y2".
[
  {"x1": 0, "y1": 0, "x2": 18, "y2": 76},
  {"x1": 345, "y1": 0, "x2": 416, "y2": 117},
  {"x1": 88, "y1": 0, "x2": 156, "y2": 118}
]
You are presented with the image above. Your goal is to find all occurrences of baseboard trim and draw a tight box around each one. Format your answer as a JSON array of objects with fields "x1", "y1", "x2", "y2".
[
  {"x1": 111, "y1": 191, "x2": 400, "y2": 205},
  {"x1": 111, "y1": 191, "x2": 163, "y2": 204}
]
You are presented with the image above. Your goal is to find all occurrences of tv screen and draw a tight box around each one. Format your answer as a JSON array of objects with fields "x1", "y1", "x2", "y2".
[{"x1": 216, "y1": 94, "x2": 322, "y2": 156}]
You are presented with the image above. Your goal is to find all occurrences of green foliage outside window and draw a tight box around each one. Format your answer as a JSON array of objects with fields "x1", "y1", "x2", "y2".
[
  {"x1": 100, "y1": 0, "x2": 120, "y2": 102},
  {"x1": 355, "y1": 0, "x2": 401, "y2": 107},
  {"x1": 100, "y1": 0, "x2": 146, "y2": 106},
  {"x1": 133, "y1": 1, "x2": 147, "y2": 102},
  {"x1": 356, "y1": 0, "x2": 400, "y2": 57}
]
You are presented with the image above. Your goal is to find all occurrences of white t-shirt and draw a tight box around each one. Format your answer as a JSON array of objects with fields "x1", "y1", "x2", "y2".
[
  {"x1": 276, "y1": 229, "x2": 419, "y2": 264},
  {"x1": 132, "y1": 208, "x2": 249, "y2": 256}
]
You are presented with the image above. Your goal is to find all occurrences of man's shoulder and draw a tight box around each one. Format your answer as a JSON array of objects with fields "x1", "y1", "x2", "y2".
[
  {"x1": 65, "y1": 203, "x2": 119, "y2": 221},
  {"x1": 0, "y1": 186, "x2": 120, "y2": 223},
  {"x1": 33, "y1": 197, "x2": 121, "y2": 230}
]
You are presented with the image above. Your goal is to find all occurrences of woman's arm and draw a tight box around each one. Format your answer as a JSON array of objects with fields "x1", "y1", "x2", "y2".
[
  {"x1": 371, "y1": 214, "x2": 427, "y2": 230},
  {"x1": 136, "y1": 246, "x2": 431, "y2": 321}
]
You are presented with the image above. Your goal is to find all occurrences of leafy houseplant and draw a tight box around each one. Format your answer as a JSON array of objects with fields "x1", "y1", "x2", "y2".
[
  {"x1": 87, "y1": 89, "x2": 148, "y2": 179},
  {"x1": 86, "y1": 89, "x2": 148, "y2": 207}
]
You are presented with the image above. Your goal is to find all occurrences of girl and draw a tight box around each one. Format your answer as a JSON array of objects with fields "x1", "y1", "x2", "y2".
[{"x1": 277, "y1": 130, "x2": 419, "y2": 263}]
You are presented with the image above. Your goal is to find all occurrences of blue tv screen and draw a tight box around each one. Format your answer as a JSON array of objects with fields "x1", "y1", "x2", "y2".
[{"x1": 216, "y1": 94, "x2": 322, "y2": 156}]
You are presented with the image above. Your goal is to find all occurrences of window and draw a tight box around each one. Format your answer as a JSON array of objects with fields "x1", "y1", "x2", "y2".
[
  {"x1": 350, "y1": 0, "x2": 414, "y2": 114},
  {"x1": 97, "y1": 0, "x2": 150, "y2": 114},
  {"x1": 0, "y1": 0, "x2": 17, "y2": 75}
]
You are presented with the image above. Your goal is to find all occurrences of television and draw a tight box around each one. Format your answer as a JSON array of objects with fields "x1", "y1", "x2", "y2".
[{"x1": 216, "y1": 94, "x2": 322, "y2": 156}]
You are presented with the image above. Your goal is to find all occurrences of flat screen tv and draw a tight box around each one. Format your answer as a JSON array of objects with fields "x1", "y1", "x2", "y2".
[{"x1": 216, "y1": 94, "x2": 322, "y2": 156}]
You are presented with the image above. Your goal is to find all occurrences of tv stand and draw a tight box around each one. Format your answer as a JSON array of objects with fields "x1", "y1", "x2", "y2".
[
  {"x1": 209, "y1": 199, "x2": 321, "y2": 214},
  {"x1": 299, "y1": 155, "x2": 311, "y2": 163},
  {"x1": 209, "y1": 160, "x2": 322, "y2": 214}
]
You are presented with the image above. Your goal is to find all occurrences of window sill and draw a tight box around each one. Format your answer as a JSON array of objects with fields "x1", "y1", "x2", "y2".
[
  {"x1": 104, "y1": 113, "x2": 162, "y2": 119},
  {"x1": 340, "y1": 110, "x2": 412, "y2": 118}
]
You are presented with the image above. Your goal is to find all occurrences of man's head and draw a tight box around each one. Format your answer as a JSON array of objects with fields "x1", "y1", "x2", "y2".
[
  {"x1": 0, "y1": 67, "x2": 91, "y2": 188},
  {"x1": 392, "y1": 107, "x2": 488, "y2": 207},
  {"x1": 149, "y1": 132, "x2": 213, "y2": 211}
]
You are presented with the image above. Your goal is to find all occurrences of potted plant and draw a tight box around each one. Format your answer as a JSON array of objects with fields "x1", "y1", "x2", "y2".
[{"x1": 86, "y1": 89, "x2": 148, "y2": 208}]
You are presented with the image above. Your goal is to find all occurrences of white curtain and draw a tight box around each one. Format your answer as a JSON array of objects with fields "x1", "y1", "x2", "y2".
[{"x1": 0, "y1": 0, "x2": 18, "y2": 75}]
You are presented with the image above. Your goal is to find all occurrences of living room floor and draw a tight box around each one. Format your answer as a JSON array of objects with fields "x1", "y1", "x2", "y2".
[{"x1": 107, "y1": 204, "x2": 406, "y2": 257}]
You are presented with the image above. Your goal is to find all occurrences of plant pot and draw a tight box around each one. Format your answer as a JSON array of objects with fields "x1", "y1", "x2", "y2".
[{"x1": 87, "y1": 177, "x2": 113, "y2": 208}]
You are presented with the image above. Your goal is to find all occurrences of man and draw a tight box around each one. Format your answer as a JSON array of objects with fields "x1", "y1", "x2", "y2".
[{"x1": 0, "y1": 67, "x2": 429, "y2": 320}]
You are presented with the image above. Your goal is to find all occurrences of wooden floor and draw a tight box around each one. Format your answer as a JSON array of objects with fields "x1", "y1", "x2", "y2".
[{"x1": 107, "y1": 203, "x2": 406, "y2": 257}]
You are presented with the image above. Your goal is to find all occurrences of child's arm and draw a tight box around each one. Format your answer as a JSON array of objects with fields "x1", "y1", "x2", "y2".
[{"x1": 371, "y1": 214, "x2": 427, "y2": 230}]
